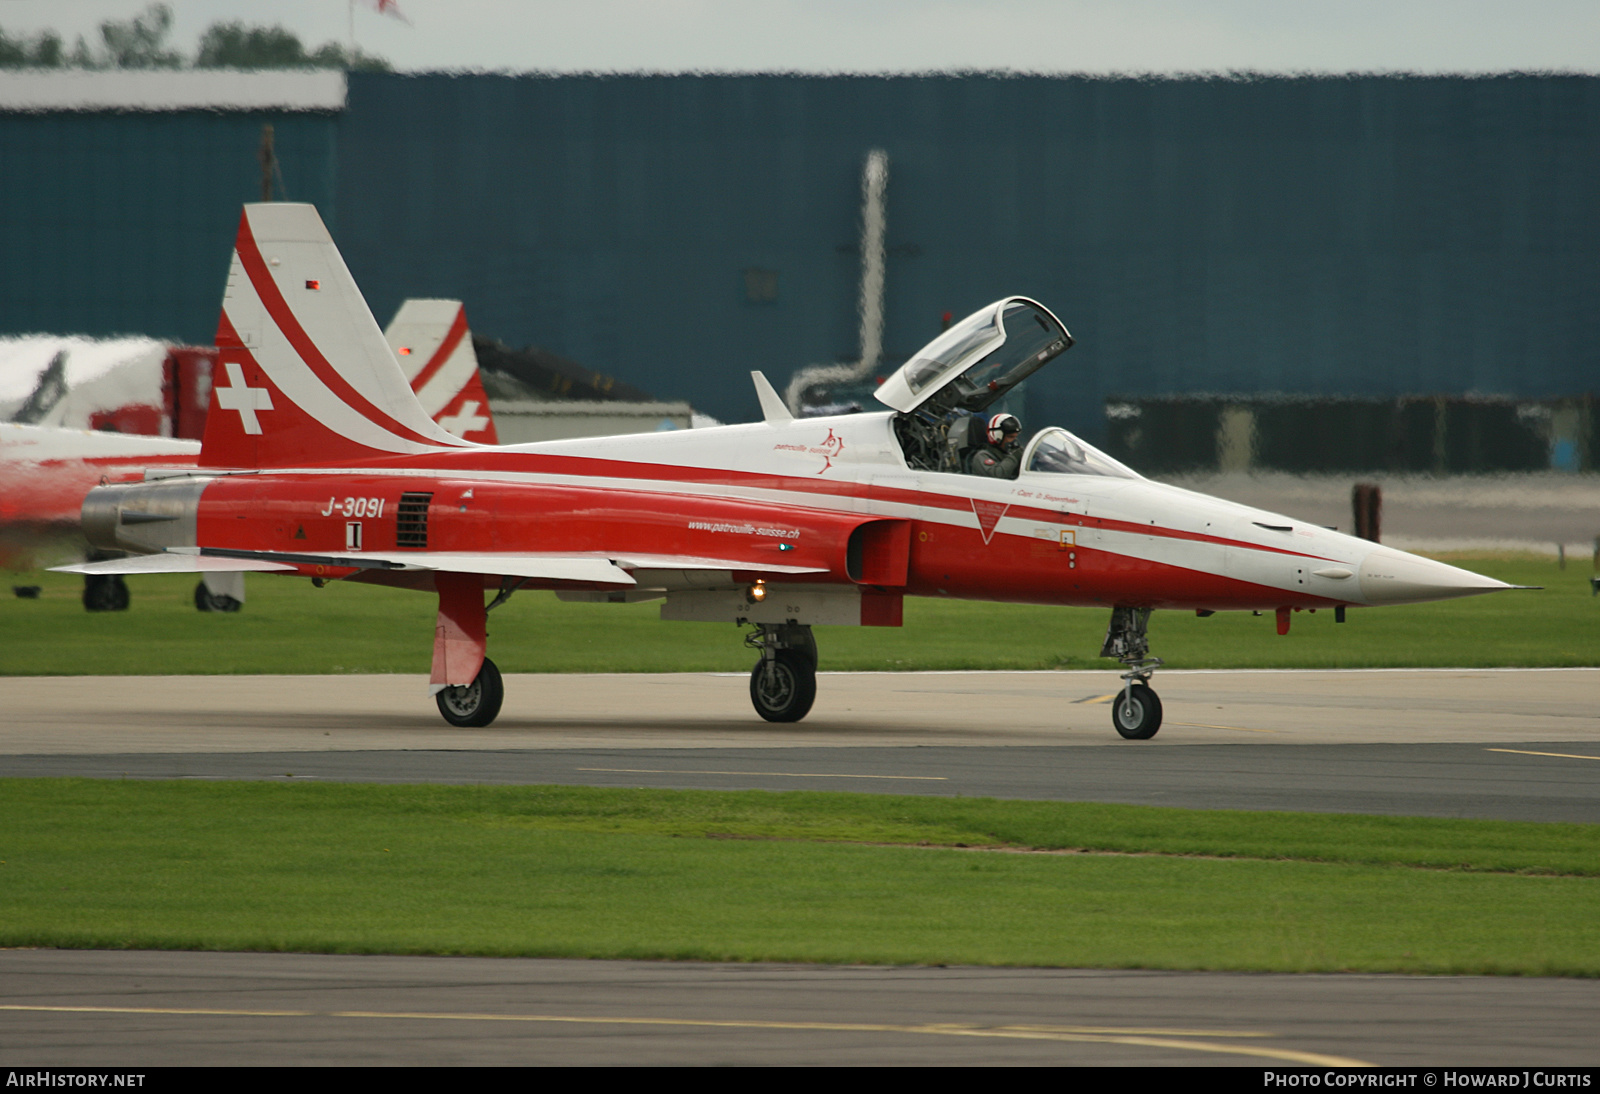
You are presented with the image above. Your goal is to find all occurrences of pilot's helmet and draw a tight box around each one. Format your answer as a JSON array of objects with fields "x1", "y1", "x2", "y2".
[{"x1": 986, "y1": 413, "x2": 1021, "y2": 445}]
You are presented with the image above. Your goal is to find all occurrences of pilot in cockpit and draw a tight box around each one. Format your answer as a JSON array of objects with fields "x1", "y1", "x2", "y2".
[{"x1": 967, "y1": 413, "x2": 1022, "y2": 478}]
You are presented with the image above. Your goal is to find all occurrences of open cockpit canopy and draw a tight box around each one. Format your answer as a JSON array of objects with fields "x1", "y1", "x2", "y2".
[{"x1": 874, "y1": 297, "x2": 1072, "y2": 415}]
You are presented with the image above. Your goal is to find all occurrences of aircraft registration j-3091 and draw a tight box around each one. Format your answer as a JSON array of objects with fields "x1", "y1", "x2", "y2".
[{"x1": 58, "y1": 203, "x2": 1523, "y2": 738}]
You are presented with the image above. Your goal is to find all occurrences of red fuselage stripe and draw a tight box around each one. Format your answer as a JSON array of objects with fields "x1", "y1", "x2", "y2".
[{"x1": 219, "y1": 444, "x2": 1342, "y2": 565}]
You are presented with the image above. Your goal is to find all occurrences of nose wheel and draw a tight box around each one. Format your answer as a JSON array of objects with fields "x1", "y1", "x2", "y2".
[
  {"x1": 1102, "y1": 605, "x2": 1164, "y2": 740},
  {"x1": 1112, "y1": 680, "x2": 1162, "y2": 739},
  {"x1": 436, "y1": 656, "x2": 504, "y2": 728}
]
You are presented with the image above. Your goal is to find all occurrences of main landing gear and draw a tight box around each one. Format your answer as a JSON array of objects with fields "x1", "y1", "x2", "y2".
[
  {"x1": 81, "y1": 573, "x2": 129, "y2": 612},
  {"x1": 436, "y1": 656, "x2": 504, "y2": 728},
  {"x1": 747, "y1": 623, "x2": 817, "y2": 723},
  {"x1": 193, "y1": 580, "x2": 242, "y2": 613},
  {"x1": 1102, "y1": 606, "x2": 1163, "y2": 740}
]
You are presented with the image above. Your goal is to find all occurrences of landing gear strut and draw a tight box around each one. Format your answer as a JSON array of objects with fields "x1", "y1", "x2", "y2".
[
  {"x1": 1102, "y1": 606, "x2": 1163, "y2": 740},
  {"x1": 436, "y1": 656, "x2": 504, "y2": 728},
  {"x1": 747, "y1": 623, "x2": 817, "y2": 723}
]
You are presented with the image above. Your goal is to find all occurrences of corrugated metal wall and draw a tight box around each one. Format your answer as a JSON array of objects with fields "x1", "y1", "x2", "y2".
[
  {"x1": 0, "y1": 110, "x2": 337, "y2": 343},
  {"x1": 334, "y1": 74, "x2": 1600, "y2": 435},
  {"x1": 4, "y1": 75, "x2": 1598, "y2": 439}
]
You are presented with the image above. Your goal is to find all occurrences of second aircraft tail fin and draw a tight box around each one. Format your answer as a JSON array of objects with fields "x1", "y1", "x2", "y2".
[{"x1": 385, "y1": 299, "x2": 500, "y2": 445}]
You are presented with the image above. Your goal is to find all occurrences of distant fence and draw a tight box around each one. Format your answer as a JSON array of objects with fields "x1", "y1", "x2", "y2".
[{"x1": 1103, "y1": 395, "x2": 1595, "y2": 475}]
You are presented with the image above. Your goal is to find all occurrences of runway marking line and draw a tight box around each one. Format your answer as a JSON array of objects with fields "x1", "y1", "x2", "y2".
[
  {"x1": 1074, "y1": 694, "x2": 1117, "y2": 705},
  {"x1": 1486, "y1": 748, "x2": 1600, "y2": 762},
  {"x1": 0, "y1": 1004, "x2": 1370, "y2": 1066},
  {"x1": 575, "y1": 767, "x2": 948, "y2": 781},
  {"x1": 1167, "y1": 721, "x2": 1278, "y2": 734}
]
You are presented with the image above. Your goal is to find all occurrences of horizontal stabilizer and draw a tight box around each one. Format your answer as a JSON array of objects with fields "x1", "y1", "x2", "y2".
[{"x1": 52, "y1": 554, "x2": 295, "y2": 575}]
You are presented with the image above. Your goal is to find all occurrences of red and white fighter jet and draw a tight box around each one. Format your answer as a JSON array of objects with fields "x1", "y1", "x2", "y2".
[{"x1": 61, "y1": 203, "x2": 1518, "y2": 737}]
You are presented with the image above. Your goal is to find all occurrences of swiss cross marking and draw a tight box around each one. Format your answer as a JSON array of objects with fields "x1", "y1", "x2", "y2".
[
  {"x1": 437, "y1": 399, "x2": 489, "y2": 437},
  {"x1": 215, "y1": 360, "x2": 274, "y2": 435}
]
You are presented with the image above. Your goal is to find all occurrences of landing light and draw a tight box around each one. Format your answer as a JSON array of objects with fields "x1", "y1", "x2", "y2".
[{"x1": 748, "y1": 581, "x2": 767, "y2": 602}]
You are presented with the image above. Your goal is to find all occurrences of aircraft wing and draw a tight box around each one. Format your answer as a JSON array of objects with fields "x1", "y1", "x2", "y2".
[
  {"x1": 609, "y1": 553, "x2": 827, "y2": 575},
  {"x1": 52, "y1": 547, "x2": 828, "y2": 584},
  {"x1": 51, "y1": 552, "x2": 298, "y2": 575},
  {"x1": 55, "y1": 548, "x2": 634, "y2": 584}
]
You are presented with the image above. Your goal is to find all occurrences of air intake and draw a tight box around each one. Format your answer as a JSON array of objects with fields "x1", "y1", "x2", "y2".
[{"x1": 396, "y1": 492, "x2": 432, "y2": 548}]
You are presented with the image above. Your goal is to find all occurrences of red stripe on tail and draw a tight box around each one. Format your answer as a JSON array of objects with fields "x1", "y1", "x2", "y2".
[
  {"x1": 409, "y1": 303, "x2": 470, "y2": 395},
  {"x1": 232, "y1": 213, "x2": 444, "y2": 449}
]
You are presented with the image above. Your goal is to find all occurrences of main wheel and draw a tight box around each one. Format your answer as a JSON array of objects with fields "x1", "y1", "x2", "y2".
[
  {"x1": 194, "y1": 580, "x2": 242, "y2": 613},
  {"x1": 436, "y1": 656, "x2": 505, "y2": 728},
  {"x1": 82, "y1": 574, "x2": 129, "y2": 612},
  {"x1": 1111, "y1": 681, "x2": 1162, "y2": 740},
  {"x1": 750, "y1": 649, "x2": 816, "y2": 723},
  {"x1": 790, "y1": 626, "x2": 819, "y2": 672}
]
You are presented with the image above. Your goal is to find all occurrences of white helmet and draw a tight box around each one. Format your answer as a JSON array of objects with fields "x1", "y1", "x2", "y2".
[{"x1": 986, "y1": 413, "x2": 1020, "y2": 446}]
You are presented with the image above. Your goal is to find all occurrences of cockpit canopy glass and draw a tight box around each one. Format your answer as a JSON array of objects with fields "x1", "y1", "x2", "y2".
[
  {"x1": 902, "y1": 312, "x2": 1004, "y2": 396},
  {"x1": 1022, "y1": 427, "x2": 1139, "y2": 479},
  {"x1": 875, "y1": 296, "x2": 1073, "y2": 415}
]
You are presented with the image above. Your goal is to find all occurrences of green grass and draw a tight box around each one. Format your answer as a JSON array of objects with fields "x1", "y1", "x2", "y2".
[
  {"x1": 1, "y1": 553, "x2": 1594, "y2": 675},
  {"x1": 3, "y1": 780, "x2": 1598, "y2": 974}
]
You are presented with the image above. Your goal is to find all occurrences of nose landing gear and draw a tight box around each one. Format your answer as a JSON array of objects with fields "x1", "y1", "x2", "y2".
[
  {"x1": 1102, "y1": 606, "x2": 1163, "y2": 740},
  {"x1": 1111, "y1": 680, "x2": 1162, "y2": 739}
]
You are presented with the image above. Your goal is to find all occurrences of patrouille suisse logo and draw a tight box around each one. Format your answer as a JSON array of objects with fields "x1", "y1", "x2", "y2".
[
  {"x1": 770, "y1": 427, "x2": 847, "y2": 473},
  {"x1": 816, "y1": 428, "x2": 844, "y2": 473}
]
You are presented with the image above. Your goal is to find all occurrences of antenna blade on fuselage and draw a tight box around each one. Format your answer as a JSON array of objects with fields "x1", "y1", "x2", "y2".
[{"x1": 752, "y1": 371, "x2": 793, "y2": 425}]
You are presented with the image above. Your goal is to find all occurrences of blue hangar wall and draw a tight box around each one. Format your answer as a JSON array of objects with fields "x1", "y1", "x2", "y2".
[
  {"x1": 0, "y1": 109, "x2": 338, "y2": 342},
  {"x1": 331, "y1": 73, "x2": 1600, "y2": 438},
  {"x1": 3, "y1": 75, "x2": 1597, "y2": 439}
]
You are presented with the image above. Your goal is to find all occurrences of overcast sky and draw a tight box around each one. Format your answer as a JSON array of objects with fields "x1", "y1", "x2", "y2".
[{"x1": 1, "y1": 1, "x2": 1596, "y2": 74}]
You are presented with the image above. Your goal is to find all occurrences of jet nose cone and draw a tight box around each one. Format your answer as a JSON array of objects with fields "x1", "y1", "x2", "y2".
[{"x1": 1357, "y1": 547, "x2": 1515, "y2": 606}]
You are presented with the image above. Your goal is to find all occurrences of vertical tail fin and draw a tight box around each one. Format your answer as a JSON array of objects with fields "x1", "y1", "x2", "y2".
[
  {"x1": 384, "y1": 299, "x2": 500, "y2": 445},
  {"x1": 200, "y1": 204, "x2": 474, "y2": 469}
]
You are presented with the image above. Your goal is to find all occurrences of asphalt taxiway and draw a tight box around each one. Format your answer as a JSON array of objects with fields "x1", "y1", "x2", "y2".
[
  {"x1": 3, "y1": 669, "x2": 1596, "y2": 821},
  {"x1": 6, "y1": 950, "x2": 1600, "y2": 1067},
  {"x1": 3, "y1": 669, "x2": 1596, "y2": 1066},
  {"x1": 4, "y1": 667, "x2": 1597, "y2": 752}
]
